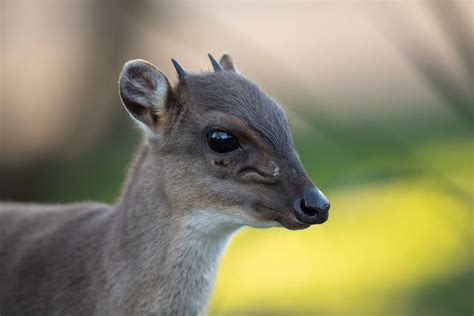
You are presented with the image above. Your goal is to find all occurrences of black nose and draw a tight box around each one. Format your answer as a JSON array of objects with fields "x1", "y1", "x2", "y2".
[{"x1": 293, "y1": 186, "x2": 330, "y2": 224}]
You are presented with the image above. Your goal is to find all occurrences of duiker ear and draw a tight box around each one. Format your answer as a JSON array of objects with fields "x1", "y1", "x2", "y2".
[
  {"x1": 219, "y1": 54, "x2": 238, "y2": 72},
  {"x1": 119, "y1": 59, "x2": 171, "y2": 134}
]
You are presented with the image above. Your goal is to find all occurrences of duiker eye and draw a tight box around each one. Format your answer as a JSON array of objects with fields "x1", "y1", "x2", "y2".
[{"x1": 206, "y1": 129, "x2": 240, "y2": 153}]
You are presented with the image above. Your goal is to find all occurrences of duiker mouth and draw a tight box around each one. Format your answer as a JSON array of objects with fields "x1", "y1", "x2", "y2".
[
  {"x1": 255, "y1": 185, "x2": 330, "y2": 229},
  {"x1": 254, "y1": 204, "x2": 310, "y2": 230}
]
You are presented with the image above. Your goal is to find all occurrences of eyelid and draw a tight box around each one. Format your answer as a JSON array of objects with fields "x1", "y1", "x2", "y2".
[{"x1": 207, "y1": 126, "x2": 241, "y2": 137}]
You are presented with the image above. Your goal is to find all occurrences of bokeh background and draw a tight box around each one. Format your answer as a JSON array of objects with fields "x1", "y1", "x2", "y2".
[{"x1": 0, "y1": 0, "x2": 472, "y2": 315}]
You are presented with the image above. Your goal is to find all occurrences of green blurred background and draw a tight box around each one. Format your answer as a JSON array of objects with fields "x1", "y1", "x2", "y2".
[{"x1": 0, "y1": 1, "x2": 472, "y2": 315}]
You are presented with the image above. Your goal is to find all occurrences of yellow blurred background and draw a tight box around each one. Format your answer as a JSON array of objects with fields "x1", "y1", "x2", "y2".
[{"x1": 1, "y1": 1, "x2": 472, "y2": 315}]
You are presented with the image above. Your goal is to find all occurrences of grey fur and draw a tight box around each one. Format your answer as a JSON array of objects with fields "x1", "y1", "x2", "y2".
[{"x1": 0, "y1": 54, "x2": 327, "y2": 315}]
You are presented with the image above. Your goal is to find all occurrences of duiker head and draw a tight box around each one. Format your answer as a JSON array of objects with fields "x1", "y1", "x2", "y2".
[{"x1": 118, "y1": 54, "x2": 330, "y2": 230}]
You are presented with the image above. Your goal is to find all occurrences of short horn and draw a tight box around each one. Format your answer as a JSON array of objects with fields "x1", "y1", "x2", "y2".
[
  {"x1": 208, "y1": 53, "x2": 223, "y2": 72},
  {"x1": 171, "y1": 58, "x2": 187, "y2": 82}
]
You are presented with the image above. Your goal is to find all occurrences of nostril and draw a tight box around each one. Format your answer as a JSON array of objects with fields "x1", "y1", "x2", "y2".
[
  {"x1": 294, "y1": 187, "x2": 330, "y2": 225},
  {"x1": 300, "y1": 198, "x2": 317, "y2": 217}
]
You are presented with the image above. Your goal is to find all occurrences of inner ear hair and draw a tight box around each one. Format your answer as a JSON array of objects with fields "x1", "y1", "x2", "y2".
[{"x1": 119, "y1": 59, "x2": 171, "y2": 134}]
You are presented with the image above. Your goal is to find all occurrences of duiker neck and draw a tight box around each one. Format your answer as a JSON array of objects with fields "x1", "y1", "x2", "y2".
[{"x1": 108, "y1": 143, "x2": 240, "y2": 314}]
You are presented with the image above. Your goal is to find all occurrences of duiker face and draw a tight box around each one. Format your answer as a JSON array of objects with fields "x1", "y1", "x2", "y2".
[{"x1": 119, "y1": 54, "x2": 329, "y2": 230}]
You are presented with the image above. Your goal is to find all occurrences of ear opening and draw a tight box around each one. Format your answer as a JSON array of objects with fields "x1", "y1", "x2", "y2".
[{"x1": 119, "y1": 59, "x2": 171, "y2": 135}]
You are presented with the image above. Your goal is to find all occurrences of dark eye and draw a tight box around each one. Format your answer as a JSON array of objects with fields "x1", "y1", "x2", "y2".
[{"x1": 206, "y1": 129, "x2": 240, "y2": 153}]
